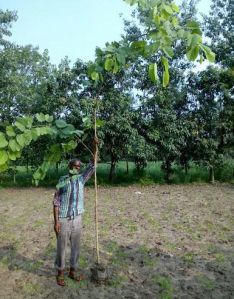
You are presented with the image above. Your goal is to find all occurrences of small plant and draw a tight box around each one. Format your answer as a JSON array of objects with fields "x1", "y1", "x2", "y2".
[
  {"x1": 152, "y1": 275, "x2": 173, "y2": 299},
  {"x1": 183, "y1": 252, "x2": 195, "y2": 266}
]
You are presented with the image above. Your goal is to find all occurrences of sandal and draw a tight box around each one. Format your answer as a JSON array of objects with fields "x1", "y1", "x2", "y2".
[{"x1": 56, "y1": 275, "x2": 65, "y2": 286}]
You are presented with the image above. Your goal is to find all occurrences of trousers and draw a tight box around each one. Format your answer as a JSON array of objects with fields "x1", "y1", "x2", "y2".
[{"x1": 55, "y1": 215, "x2": 82, "y2": 271}]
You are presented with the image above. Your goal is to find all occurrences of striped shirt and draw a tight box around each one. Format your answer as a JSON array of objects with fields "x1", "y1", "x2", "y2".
[{"x1": 53, "y1": 161, "x2": 95, "y2": 218}]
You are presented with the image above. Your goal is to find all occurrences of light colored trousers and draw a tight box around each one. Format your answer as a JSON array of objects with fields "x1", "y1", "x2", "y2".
[{"x1": 55, "y1": 215, "x2": 82, "y2": 271}]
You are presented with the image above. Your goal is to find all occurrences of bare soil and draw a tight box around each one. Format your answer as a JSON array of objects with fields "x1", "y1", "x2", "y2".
[{"x1": 0, "y1": 183, "x2": 233, "y2": 299}]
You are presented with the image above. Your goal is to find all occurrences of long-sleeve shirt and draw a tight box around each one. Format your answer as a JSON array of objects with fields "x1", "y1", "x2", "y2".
[{"x1": 53, "y1": 161, "x2": 95, "y2": 218}]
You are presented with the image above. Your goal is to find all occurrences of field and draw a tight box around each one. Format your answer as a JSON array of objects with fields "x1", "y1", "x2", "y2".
[{"x1": 0, "y1": 183, "x2": 233, "y2": 299}]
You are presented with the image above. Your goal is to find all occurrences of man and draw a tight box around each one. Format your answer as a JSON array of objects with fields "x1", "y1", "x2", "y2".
[{"x1": 53, "y1": 140, "x2": 97, "y2": 286}]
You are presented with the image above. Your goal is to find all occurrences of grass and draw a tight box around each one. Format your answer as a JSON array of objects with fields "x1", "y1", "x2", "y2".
[
  {"x1": 0, "y1": 159, "x2": 233, "y2": 188},
  {"x1": 152, "y1": 275, "x2": 173, "y2": 299}
]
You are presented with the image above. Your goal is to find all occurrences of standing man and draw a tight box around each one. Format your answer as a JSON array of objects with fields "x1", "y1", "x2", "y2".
[{"x1": 53, "y1": 139, "x2": 98, "y2": 286}]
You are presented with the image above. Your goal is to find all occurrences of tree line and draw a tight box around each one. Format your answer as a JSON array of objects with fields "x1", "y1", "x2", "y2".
[{"x1": 0, "y1": 0, "x2": 233, "y2": 183}]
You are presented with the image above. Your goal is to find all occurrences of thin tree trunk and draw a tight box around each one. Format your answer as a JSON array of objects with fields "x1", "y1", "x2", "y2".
[
  {"x1": 108, "y1": 153, "x2": 116, "y2": 182},
  {"x1": 126, "y1": 160, "x2": 129, "y2": 174},
  {"x1": 209, "y1": 165, "x2": 215, "y2": 184}
]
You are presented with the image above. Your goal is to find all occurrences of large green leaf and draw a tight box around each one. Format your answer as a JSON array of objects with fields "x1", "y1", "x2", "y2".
[
  {"x1": 171, "y1": 2, "x2": 180, "y2": 13},
  {"x1": 186, "y1": 45, "x2": 200, "y2": 61},
  {"x1": 36, "y1": 113, "x2": 45, "y2": 122},
  {"x1": 91, "y1": 71, "x2": 99, "y2": 81},
  {"x1": 15, "y1": 120, "x2": 26, "y2": 132},
  {"x1": 148, "y1": 63, "x2": 158, "y2": 82},
  {"x1": 8, "y1": 139, "x2": 21, "y2": 152},
  {"x1": 200, "y1": 45, "x2": 216, "y2": 63},
  {"x1": 61, "y1": 124, "x2": 76, "y2": 135},
  {"x1": 23, "y1": 131, "x2": 32, "y2": 145},
  {"x1": 0, "y1": 163, "x2": 8, "y2": 172},
  {"x1": 0, "y1": 133, "x2": 8, "y2": 148},
  {"x1": 6, "y1": 126, "x2": 16, "y2": 137},
  {"x1": 44, "y1": 114, "x2": 53, "y2": 122},
  {"x1": 8, "y1": 151, "x2": 19, "y2": 161},
  {"x1": 55, "y1": 119, "x2": 68, "y2": 129},
  {"x1": 0, "y1": 150, "x2": 8, "y2": 165},
  {"x1": 104, "y1": 58, "x2": 114, "y2": 71},
  {"x1": 163, "y1": 69, "x2": 170, "y2": 87},
  {"x1": 162, "y1": 46, "x2": 174, "y2": 58},
  {"x1": 16, "y1": 134, "x2": 25, "y2": 147}
]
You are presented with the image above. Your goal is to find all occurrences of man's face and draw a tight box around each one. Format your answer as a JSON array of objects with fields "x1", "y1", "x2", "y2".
[{"x1": 73, "y1": 162, "x2": 81, "y2": 172}]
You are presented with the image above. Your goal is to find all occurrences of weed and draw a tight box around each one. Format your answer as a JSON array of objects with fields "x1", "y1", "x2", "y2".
[
  {"x1": 152, "y1": 275, "x2": 173, "y2": 299},
  {"x1": 183, "y1": 252, "x2": 195, "y2": 266}
]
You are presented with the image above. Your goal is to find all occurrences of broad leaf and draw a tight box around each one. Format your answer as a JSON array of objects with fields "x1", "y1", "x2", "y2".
[
  {"x1": 148, "y1": 63, "x2": 158, "y2": 82},
  {"x1": 91, "y1": 71, "x2": 99, "y2": 81},
  {"x1": 55, "y1": 119, "x2": 68, "y2": 128},
  {"x1": 36, "y1": 113, "x2": 45, "y2": 122},
  {"x1": 104, "y1": 58, "x2": 114, "y2": 71},
  {"x1": 163, "y1": 69, "x2": 170, "y2": 87},
  {"x1": 186, "y1": 45, "x2": 200, "y2": 61},
  {"x1": 0, "y1": 150, "x2": 8, "y2": 165},
  {"x1": 15, "y1": 121, "x2": 26, "y2": 132},
  {"x1": 162, "y1": 46, "x2": 174, "y2": 58},
  {"x1": 8, "y1": 139, "x2": 21, "y2": 152},
  {"x1": 200, "y1": 45, "x2": 216, "y2": 63},
  {"x1": 6, "y1": 126, "x2": 16, "y2": 137},
  {"x1": 0, "y1": 133, "x2": 8, "y2": 148},
  {"x1": 16, "y1": 134, "x2": 25, "y2": 147}
]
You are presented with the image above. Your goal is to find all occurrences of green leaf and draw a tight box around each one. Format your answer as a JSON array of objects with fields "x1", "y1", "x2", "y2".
[
  {"x1": 0, "y1": 150, "x2": 8, "y2": 165},
  {"x1": 74, "y1": 130, "x2": 83, "y2": 137},
  {"x1": 172, "y1": 16, "x2": 179, "y2": 27},
  {"x1": 6, "y1": 126, "x2": 16, "y2": 137},
  {"x1": 31, "y1": 128, "x2": 40, "y2": 140},
  {"x1": 113, "y1": 59, "x2": 119, "y2": 74},
  {"x1": 8, "y1": 139, "x2": 21, "y2": 152},
  {"x1": 0, "y1": 133, "x2": 8, "y2": 148},
  {"x1": 171, "y1": 2, "x2": 180, "y2": 13},
  {"x1": 8, "y1": 151, "x2": 18, "y2": 161},
  {"x1": 91, "y1": 71, "x2": 99, "y2": 81},
  {"x1": 55, "y1": 119, "x2": 68, "y2": 128},
  {"x1": 148, "y1": 63, "x2": 158, "y2": 82},
  {"x1": 188, "y1": 34, "x2": 202, "y2": 47},
  {"x1": 200, "y1": 45, "x2": 216, "y2": 63},
  {"x1": 104, "y1": 58, "x2": 114, "y2": 71},
  {"x1": 130, "y1": 41, "x2": 147, "y2": 50},
  {"x1": 187, "y1": 20, "x2": 202, "y2": 35},
  {"x1": 44, "y1": 114, "x2": 53, "y2": 122},
  {"x1": 36, "y1": 113, "x2": 45, "y2": 122},
  {"x1": 163, "y1": 4, "x2": 173, "y2": 15},
  {"x1": 163, "y1": 70, "x2": 170, "y2": 87},
  {"x1": 16, "y1": 134, "x2": 25, "y2": 147},
  {"x1": 61, "y1": 124, "x2": 76, "y2": 135},
  {"x1": 161, "y1": 56, "x2": 169, "y2": 71},
  {"x1": 96, "y1": 119, "x2": 105, "y2": 128},
  {"x1": 22, "y1": 131, "x2": 32, "y2": 145},
  {"x1": 162, "y1": 46, "x2": 174, "y2": 58},
  {"x1": 62, "y1": 140, "x2": 77, "y2": 152},
  {"x1": 116, "y1": 52, "x2": 126, "y2": 65},
  {"x1": 0, "y1": 163, "x2": 8, "y2": 172},
  {"x1": 15, "y1": 120, "x2": 26, "y2": 132},
  {"x1": 186, "y1": 45, "x2": 200, "y2": 61}
]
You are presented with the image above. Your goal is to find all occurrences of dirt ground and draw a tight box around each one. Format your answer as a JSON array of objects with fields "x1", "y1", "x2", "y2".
[{"x1": 0, "y1": 183, "x2": 233, "y2": 299}]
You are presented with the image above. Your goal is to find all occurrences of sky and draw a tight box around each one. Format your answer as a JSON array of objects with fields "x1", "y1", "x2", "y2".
[{"x1": 1, "y1": 0, "x2": 212, "y2": 66}]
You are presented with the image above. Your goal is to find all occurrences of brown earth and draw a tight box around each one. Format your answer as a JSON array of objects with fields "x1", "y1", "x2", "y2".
[{"x1": 0, "y1": 183, "x2": 233, "y2": 299}]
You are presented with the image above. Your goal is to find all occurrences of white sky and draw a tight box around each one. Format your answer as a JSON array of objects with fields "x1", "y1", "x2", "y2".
[{"x1": 1, "y1": 0, "x2": 211, "y2": 66}]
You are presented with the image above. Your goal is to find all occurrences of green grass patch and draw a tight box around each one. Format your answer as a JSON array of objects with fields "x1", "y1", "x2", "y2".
[{"x1": 0, "y1": 159, "x2": 233, "y2": 187}]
